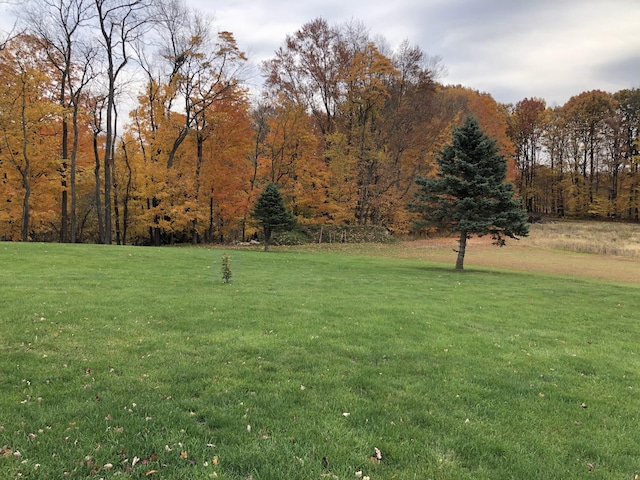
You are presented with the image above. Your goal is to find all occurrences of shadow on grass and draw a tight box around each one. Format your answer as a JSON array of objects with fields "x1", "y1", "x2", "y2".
[{"x1": 404, "y1": 262, "x2": 537, "y2": 279}]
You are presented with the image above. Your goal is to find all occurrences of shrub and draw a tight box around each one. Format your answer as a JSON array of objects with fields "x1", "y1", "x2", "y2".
[
  {"x1": 301, "y1": 224, "x2": 395, "y2": 243},
  {"x1": 221, "y1": 253, "x2": 232, "y2": 283},
  {"x1": 272, "y1": 229, "x2": 311, "y2": 246}
]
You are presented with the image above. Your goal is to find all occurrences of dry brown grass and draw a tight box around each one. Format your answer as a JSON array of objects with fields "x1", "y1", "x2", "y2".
[
  {"x1": 299, "y1": 220, "x2": 640, "y2": 285},
  {"x1": 522, "y1": 220, "x2": 640, "y2": 257},
  {"x1": 404, "y1": 220, "x2": 640, "y2": 284}
]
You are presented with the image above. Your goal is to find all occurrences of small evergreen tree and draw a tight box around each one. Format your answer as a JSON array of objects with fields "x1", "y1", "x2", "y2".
[
  {"x1": 410, "y1": 115, "x2": 529, "y2": 270},
  {"x1": 251, "y1": 182, "x2": 297, "y2": 251},
  {"x1": 221, "y1": 253, "x2": 232, "y2": 283}
]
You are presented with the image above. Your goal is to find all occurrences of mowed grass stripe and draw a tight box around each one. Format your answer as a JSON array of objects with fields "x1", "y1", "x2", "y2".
[{"x1": 0, "y1": 242, "x2": 639, "y2": 479}]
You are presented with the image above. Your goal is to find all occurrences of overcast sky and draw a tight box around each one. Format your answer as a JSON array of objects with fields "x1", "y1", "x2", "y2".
[
  {"x1": 1, "y1": 0, "x2": 638, "y2": 107},
  {"x1": 195, "y1": 0, "x2": 640, "y2": 107}
]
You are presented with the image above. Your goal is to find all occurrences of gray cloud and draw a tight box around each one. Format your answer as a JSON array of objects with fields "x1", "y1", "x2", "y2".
[
  {"x1": 205, "y1": 0, "x2": 640, "y2": 104},
  {"x1": 2, "y1": 0, "x2": 637, "y2": 105}
]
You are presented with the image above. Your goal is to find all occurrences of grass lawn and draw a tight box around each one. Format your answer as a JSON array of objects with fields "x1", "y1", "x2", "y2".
[{"x1": 1, "y1": 241, "x2": 639, "y2": 479}]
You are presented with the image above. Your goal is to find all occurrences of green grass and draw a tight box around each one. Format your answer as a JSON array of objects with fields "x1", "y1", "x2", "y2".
[{"x1": 1, "y1": 242, "x2": 639, "y2": 479}]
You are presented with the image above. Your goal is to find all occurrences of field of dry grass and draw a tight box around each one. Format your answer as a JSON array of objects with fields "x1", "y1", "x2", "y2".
[
  {"x1": 523, "y1": 220, "x2": 640, "y2": 257},
  {"x1": 409, "y1": 220, "x2": 640, "y2": 284},
  {"x1": 302, "y1": 220, "x2": 640, "y2": 284}
]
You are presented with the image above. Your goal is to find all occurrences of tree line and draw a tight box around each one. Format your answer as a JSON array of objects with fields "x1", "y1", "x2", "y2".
[
  {"x1": 1, "y1": 3, "x2": 638, "y2": 245},
  {"x1": 508, "y1": 92, "x2": 640, "y2": 220}
]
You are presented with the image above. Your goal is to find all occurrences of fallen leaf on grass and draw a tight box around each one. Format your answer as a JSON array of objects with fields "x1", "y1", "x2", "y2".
[
  {"x1": 180, "y1": 451, "x2": 188, "y2": 459},
  {"x1": 146, "y1": 470, "x2": 157, "y2": 476},
  {"x1": 141, "y1": 453, "x2": 159, "y2": 464},
  {"x1": 0, "y1": 447, "x2": 13, "y2": 457}
]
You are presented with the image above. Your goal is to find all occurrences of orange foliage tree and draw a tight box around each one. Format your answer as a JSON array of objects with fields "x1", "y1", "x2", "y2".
[
  {"x1": 0, "y1": 35, "x2": 62, "y2": 241},
  {"x1": 263, "y1": 18, "x2": 452, "y2": 232}
]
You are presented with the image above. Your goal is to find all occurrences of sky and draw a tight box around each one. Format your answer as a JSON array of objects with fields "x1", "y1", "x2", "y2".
[
  {"x1": 193, "y1": 0, "x2": 640, "y2": 107},
  {"x1": 1, "y1": 0, "x2": 638, "y2": 107}
]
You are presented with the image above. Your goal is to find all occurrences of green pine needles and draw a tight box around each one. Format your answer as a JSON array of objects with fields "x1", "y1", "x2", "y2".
[
  {"x1": 221, "y1": 253, "x2": 232, "y2": 283},
  {"x1": 251, "y1": 182, "x2": 297, "y2": 251},
  {"x1": 411, "y1": 115, "x2": 529, "y2": 269}
]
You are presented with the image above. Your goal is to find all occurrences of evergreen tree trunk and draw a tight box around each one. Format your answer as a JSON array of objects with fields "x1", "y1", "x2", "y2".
[
  {"x1": 456, "y1": 230, "x2": 467, "y2": 270},
  {"x1": 263, "y1": 227, "x2": 271, "y2": 252}
]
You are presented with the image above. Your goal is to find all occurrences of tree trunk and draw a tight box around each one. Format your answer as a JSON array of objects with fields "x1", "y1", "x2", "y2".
[
  {"x1": 263, "y1": 227, "x2": 271, "y2": 252},
  {"x1": 208, "y1": 196, "x2": 215, "y2": 243},
  {"x1": 112, "y1": 170, "x2": 121, "y2": 245},
  {"x1": 70, "y1": 103, "x2": 80, "y2": 243},
  {"x1": 122, "y1": 142, "x2": 133, "y2": 245},
  {"x1": 455, "y1": 230, "x2": 467, "y2": 270},
  {"x1": 20, "y1": 82, "x2": 30, "y2": 242},
  {"x1": 20, "y1": 174, "x2": 30, "y2": 242},
  {"x1": 60, "y1": 95, "x2": 68, "y2": 243},
  {"x1": 93, "y1": 132, "x2": 104, "y2": 243},
  {"x1": 60, "y1": 187, "x2": 68, "y2": 242}
]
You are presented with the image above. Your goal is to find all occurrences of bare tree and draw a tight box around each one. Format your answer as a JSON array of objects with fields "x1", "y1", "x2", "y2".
[
  {"x1": 93, "y1": 0, "x2": 153, "y2": 244},
  {"x1": 153, "y1": 0, "x2": 247, "y2": 169},
  {"x1": 0, "y1": 0, "x2": 22, "y2": 50}
]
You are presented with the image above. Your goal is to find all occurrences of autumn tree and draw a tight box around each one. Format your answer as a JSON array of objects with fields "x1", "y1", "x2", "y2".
[
  {"x1": 612, "y1": 88, "x2": 640, "y2": 219},
  {"x1": 22, "y1": 0, "x2": 96, "y2": 242},
  {"x1": 251, "y1": 182, "x2": 296, "y2": 251},
  {"x1": 411, "y1": 116, "x2": 528, "y2": 270},
  {"x1": 0, "y1": 35, "x2": 61, "y2": 241},
  {"x1": 262, "y1": 17, "x2": 346, "y2": 137},
  {"x1": 562, "y1": 90, "x2": 614, "y2": 216},
  {"x1": 192, "y1": 91, "x2": 254, "y2": 243},
  {"x1": 342, "y1": 41, "x2": 400, "y2": 224},
  {"x1": 540, "y1": 106, "x2": 569, "y2": 215},
  {"x1": 506, "y1": 97, "x2": 547, "y2": 212},
  {"x1": 262, "y1": 18, "x2": 450, "y2": 231},
  {"x1": 251, "y1": 94, "x2": 325, "y2": 221},
  {"x1": 130, "y1": 0, "x2": 248, "y2": 245}
]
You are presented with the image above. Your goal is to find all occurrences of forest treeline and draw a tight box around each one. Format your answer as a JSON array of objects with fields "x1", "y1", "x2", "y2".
[{"x1": 1, "y1": 1, "x2": 639, "y2": 245}]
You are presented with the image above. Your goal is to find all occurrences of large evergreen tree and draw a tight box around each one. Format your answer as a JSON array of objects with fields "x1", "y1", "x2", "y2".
[
  {"x1": 251, "y1": 182, "x2": 297, "y2": 251},
  {"x1": 411, "y1": 115, "x2": 529, "y2": 269}
]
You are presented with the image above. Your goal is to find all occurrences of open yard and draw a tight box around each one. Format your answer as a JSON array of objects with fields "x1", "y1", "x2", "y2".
[
  {"x1": 314, "y1": 219, "x2": 640, "y2": 284},
  {"x1": 1, "y1": 225, "x2": 639, "y2": 479}
]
